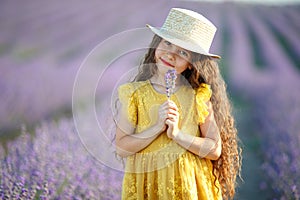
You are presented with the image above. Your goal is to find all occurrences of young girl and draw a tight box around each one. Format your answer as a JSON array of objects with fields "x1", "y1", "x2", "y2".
[{"x1": 115, "y1": 8, "x2": 241, "y2": 200}]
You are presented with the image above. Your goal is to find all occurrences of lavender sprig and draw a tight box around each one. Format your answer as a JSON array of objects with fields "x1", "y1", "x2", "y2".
[{"x1": 165, "y1": 70, "x2": 177, "y2": 99}]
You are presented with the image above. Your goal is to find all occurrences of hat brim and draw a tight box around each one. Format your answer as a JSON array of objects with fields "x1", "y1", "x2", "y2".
[{"x1": 146, "y1": 24, "x2": 221, "y2": 59}]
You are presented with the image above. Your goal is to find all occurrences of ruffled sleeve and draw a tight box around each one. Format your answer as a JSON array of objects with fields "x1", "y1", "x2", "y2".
[
  {"x1": 118, "y1": 83, "x2": 137, "y2": 127},
  {"x1": 195, "y1": 83, "x2": 212, "y2": 124}
]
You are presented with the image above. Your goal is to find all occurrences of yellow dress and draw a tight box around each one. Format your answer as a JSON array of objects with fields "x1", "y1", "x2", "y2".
[{"x1": 118, "y1": 80, "x2": 222, "y2": 200}]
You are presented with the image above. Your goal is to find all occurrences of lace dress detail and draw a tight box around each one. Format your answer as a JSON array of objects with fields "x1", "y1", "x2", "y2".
[{"x1": 118, "y1": 80, "x2": 222, "y2": 200}]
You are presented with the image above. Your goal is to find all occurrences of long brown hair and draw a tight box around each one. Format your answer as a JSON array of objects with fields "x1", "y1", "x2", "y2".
[{"x1": 134, "y1": 35, "x2": 242, "y2": 199}]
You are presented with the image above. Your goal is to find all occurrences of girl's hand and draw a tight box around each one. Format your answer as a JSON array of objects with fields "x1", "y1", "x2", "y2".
[
  {"x1": 164, "y1": 100, "x2": 180, "y2": 139},
  {"x1": 155, "y1": 101, "x2": 169, "y2": 133}
]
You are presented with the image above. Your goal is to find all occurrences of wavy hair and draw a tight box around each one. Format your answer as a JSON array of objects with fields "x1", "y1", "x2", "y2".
[{"x1": 134, "y1": 35, "x2": 242, "y2": 199}]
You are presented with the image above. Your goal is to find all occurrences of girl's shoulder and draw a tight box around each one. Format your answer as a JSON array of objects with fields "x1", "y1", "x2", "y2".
[
  {"x1": 195, "y1": 83, "x2": 212, "y2": 124},
  {"x1": 118, "y1": 80, "x2": 150, "y2": 98},
  {"x1": 195, "y1": 83, "x2": 212, "y2": 102},
  {"x1": 118, "y1": 80, "x2": 149, "y2": 91}
]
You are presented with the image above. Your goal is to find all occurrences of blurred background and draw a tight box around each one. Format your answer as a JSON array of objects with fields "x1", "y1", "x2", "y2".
[{"x1": 1, "y1": 0, "x2": 300, "y2": 199}]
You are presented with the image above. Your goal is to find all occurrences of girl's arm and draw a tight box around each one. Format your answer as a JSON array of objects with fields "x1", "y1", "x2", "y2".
[
  {"x1": 166, "y1": 101, "x2": 222, "y2": 160},
  {"x1": 115, "y1": 125, "x2": 164, "y2": 158},
  {"x1": 115, "y1": 101, "x2": 172, "y2": 157}
]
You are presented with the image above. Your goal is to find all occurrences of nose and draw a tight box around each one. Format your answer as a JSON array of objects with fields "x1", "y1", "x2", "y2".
[
  {"x1": 166, "y1": 47, "x2": 177, "y2": 60},
  {"x1": 166, "y1": 51, "x2": 175, "y2": 60}
]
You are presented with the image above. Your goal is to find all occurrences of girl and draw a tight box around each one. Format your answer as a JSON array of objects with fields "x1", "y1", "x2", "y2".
[{"x1": 115, "y1": 8, "x2": 241, "y2": 200}]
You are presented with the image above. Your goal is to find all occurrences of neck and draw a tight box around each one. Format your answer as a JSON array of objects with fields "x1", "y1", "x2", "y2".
[{"x1": 150, "y1": 73, "x2": 182, "y2": 87}]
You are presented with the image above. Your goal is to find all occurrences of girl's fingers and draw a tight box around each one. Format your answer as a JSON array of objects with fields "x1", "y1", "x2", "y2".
[
  {"x1": 161, "y1": 100, "x2": 178, "y2": 111},
  {"x1": 158, "y1": 111, "x2": 178, "y2": 120},
  {"x1": 158, "y1": 110, "x2": 168, "y2": 119},
  {"x1": 165, "y1": 119, "x2": 172, "y2": 126},
  {"x1": 159, "y1": 108, "x2": 176, "y2": 118},
  {"x1": 160, "y1": 101, "x2": 170, "y2": 111},
  {"x1": 159, "y1": 101, "x2": 179, "y2": 121},
  {"x1": 167, "y1": 111, "x2": 179, "y2": 121},
  {"x1": 167, "y1": 109, "x2": 178, "y2": 117},
  {"x1": 168, "y1": 100, "x2": 178, "y2": 110}
]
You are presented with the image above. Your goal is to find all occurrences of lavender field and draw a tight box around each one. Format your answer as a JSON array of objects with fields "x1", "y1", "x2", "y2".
[{"x1": 1, "y1": 1, "x2": 300, "y2": 199}]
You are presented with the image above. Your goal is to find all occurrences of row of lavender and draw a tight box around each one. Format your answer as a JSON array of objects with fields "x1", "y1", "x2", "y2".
[
  {"x1": 254, "y1": 6, "x2": 300, "y2": 199},
  {"x1": 0, "y1": 119, "x2": 123, "y2": 199},
  {"x1": 227, "y1": 5, "x2": 300, "y2": 199},
  {"x1": 257, "y1": 77, "x2": 300, "y2": 199}
]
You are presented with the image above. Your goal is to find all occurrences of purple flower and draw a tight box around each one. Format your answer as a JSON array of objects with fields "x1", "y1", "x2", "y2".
[{"x1": 165, "y1": 69, "x2": 177, "y2": 99}]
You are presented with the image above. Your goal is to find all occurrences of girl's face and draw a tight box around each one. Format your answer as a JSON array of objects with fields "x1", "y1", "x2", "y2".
[{"x1": 155, "y1": 39, "x2": 192, "y2": 75}]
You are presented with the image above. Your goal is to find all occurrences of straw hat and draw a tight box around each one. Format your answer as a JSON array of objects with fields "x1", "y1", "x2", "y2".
[{"x1": 146, "y1": 8, "x2": 220, "y2": 59}]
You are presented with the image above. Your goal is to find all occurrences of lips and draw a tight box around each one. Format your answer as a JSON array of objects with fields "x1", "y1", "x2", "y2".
[{"x1": 160, "y1": 58, "x2": 174, "y2": 68}]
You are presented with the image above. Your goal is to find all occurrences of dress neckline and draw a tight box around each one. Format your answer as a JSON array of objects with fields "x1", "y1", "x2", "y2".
[{"x1": 146, "y1": 80, "x2": 185, "y2": 97}]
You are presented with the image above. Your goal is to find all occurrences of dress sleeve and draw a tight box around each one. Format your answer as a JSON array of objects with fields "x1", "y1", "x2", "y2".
[
  {"x1": 195, "y1": 83, "x2": 212, "y2": 124},
  {"x1": 118, "y1": 83, "x2": 137, "y2": 127}
]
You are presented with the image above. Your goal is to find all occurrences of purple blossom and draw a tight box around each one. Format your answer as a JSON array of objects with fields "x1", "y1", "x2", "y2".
[
  {"x1": 0, "y1": 119, "x2": 123, "y2": 199},
  {"x1": 165, "y1": 69, "x2": 177, "y2": 99}
]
